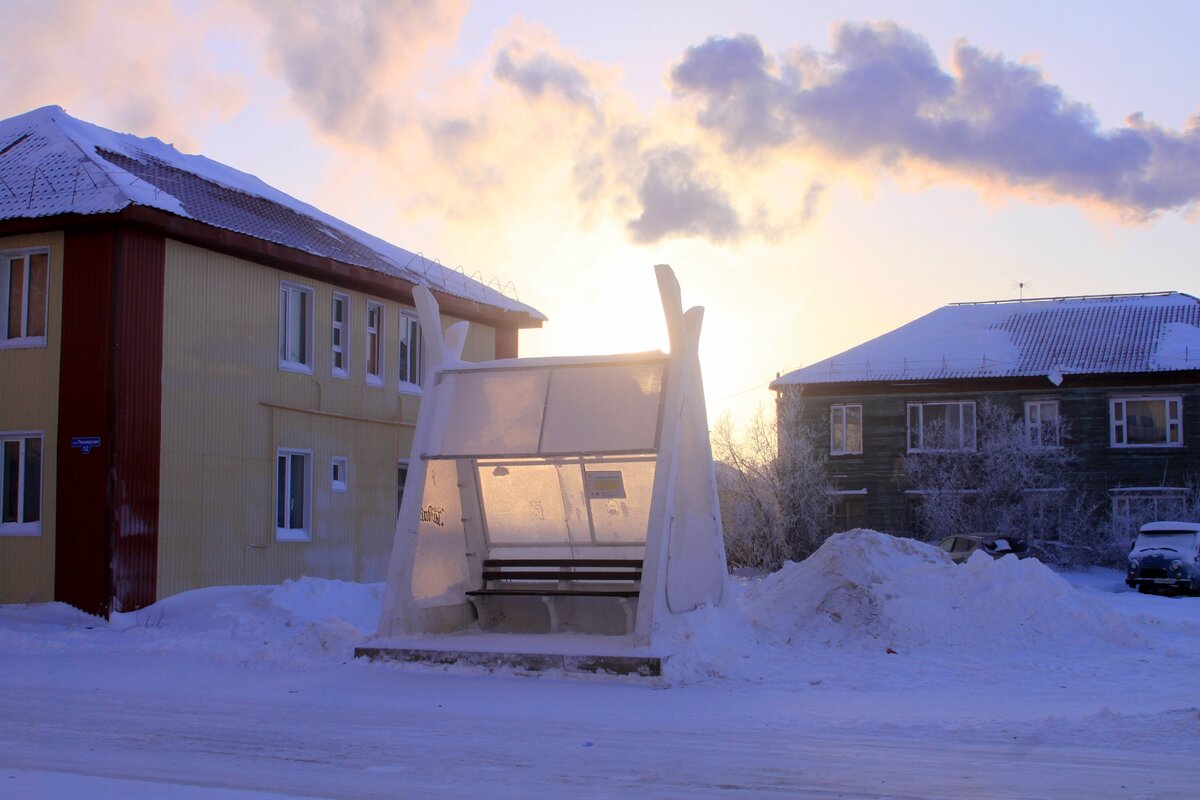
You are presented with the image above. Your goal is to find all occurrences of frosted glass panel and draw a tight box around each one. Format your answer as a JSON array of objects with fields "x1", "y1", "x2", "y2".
[
  {"x1": 479, "y1": 462, "x2": 571, "y2": 546},
  {"x1": 412, "y1": 459, "x2": 469, "y2": 604},
  {"x1": 541, "y1": 364, "x2": 664, "y2": 453},
  {"x1": 432, "y1": 369, "x2": 549, "y2": 456},
  {"x1": 588, "y1": 460, "x2": 654, "y2": 544}
]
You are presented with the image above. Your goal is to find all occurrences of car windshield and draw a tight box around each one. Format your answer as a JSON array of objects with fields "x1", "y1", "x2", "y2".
[{"x1": 1132, "y1": 532, "x2": 1198, "y2": 554}]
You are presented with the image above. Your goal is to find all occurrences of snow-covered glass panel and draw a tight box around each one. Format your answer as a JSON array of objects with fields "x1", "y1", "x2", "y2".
[
  {"x1": 478, "y1": 461, "x2": 572, "y2": 546},
  {"x1": 587, "y1": 459, "x2": 654, "y2": 544},
  {"x1": 431, "y1": 369, "x2": 550, "y2": 457},
  {"x1": 540, "y1": 363, "x2": 664, "y2": 454},
  {"x1": 411, "y1": 459, "x2": 470, "y2": 604}
]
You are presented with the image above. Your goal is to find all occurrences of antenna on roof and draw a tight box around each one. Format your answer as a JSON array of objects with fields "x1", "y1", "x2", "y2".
[{"x1": 1011, "y1": 280, "x2": 1032, "y2": 300}]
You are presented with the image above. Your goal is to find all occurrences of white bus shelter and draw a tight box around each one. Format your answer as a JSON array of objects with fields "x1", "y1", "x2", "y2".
[{"x1": 376, "y1": 265, "x2": 726, "y2": 654}]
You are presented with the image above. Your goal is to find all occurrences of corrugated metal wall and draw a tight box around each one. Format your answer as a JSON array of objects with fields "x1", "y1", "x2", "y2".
[
  {"x1": 54, "y1": 226, "x2": 165, "y2": 615},
  {"x1": 0, "y1": 231, "x2": 64, "y2": 605},
  {"x1": 156, "y1": 240, "x2": 501, "y2": 599}
]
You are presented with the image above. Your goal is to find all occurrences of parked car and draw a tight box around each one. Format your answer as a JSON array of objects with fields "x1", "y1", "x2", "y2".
[
  {"x1": 937, "y1": 534, "x2": 1031, "y2": 564},
  {"x1": 1126, "y1": 521, "x2": 1200, "y2": 595}
]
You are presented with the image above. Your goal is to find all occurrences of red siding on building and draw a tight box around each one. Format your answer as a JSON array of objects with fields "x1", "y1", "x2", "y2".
[
  {"x1": 55, "y1": 225, "x2": 165, "y2": 616},
  {"x1": 495, "y1": 327, "x2": 519, "y2": 360},
  {"x1": 110, "y1": 228, "x2": 165, "y2": 611}
]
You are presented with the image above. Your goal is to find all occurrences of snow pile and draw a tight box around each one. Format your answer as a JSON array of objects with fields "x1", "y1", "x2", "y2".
[
  {"x1": 740, "y1": 529, "x2": 1145, "y2": 655},
  {"x1": 0, "y1": 578, "x2": 383, "y2": 670}
]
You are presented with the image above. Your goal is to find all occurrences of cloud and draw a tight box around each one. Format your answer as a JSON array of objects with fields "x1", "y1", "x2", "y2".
[
  {"x1": 247, "y1": 0, "x2": 468, "y2": 147},
  {"x1": 626, "y1": 146, "x2": 742, "y2": 243},
  {"x1": 493, "y1": 41, "x2": 598, "y2": 112},
  {"x1": 0, "y1": 0, "x2": 244, "y2": 148},
  {"x1": 670, "y1": 22, "x2": 1200, "y2": 218}
]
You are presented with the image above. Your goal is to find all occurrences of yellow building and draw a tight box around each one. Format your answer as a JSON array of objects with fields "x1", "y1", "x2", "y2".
[{"x1": 0, "y1": 107, "x2": 543, "y2": 615}]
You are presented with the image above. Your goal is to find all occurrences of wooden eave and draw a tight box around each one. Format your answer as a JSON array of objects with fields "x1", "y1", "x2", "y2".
[{"x1": 0, "y1": 208, "x2": 544, "y2": 330}]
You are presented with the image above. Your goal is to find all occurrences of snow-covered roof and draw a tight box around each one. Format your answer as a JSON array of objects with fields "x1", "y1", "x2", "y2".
[
  {"x1": 0, "y1": 106, "x2": 544, "y2": 321},
  {"x1": 773, "y1": 292, "x2": 1200, "y2": 387}
]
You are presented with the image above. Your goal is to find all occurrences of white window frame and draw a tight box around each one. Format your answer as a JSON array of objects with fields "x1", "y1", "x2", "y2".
[
  {"x1": 278, "y1": 281, "x2": 314, "y2": 374},
  {"x1": 331, "y1": 456, "x2": 348, "y2": 493},
  {"x1": 907, "y1": 401, "x2": 977, "y2": 452},
  {"x1": 398, "y1": 311, "x2": 424, "y2": 392},
  {"x1": 331, "y1": 292, "x2": 349, "y2": 379},
  {"x1": 1, "y1": 248, "x2": 50, "y2": 349},
  {"x1": 1110, "y1": 396, "x2": 1183, "y2": 448},
  {"x1": 1025, "y1": 399, "x2": 1061, "y2": 449},
  {"x1": 1, "y1": 431, "x2": 44, "y2": 536},
  {"x1": 366, "y1": 300, "x2": 385, "y2": 387},
  {"x1": 829, "y1": 404, "x2": 863, "y2": 455},
  {"x1": 275, "y1": 448, "x2": 312, "y2": 542}
]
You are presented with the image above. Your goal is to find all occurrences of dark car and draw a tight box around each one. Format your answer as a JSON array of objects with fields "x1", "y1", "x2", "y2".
[
  {"x1": 938, "y1": 534, "x2": 1031, "y2": 564},
  {"x1": 1126, "y1": 521, "x2": 1200, "y2": 595}
]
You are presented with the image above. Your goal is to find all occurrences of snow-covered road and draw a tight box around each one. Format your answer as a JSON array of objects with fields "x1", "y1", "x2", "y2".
[{"x1": 2, "y1": 534, "x2": 1197, "y2": 799}]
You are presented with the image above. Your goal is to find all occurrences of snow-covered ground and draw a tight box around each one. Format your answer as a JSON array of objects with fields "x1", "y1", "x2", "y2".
[{"x1": 2, "y1": 530, "x2": 1197, "y2": 799}]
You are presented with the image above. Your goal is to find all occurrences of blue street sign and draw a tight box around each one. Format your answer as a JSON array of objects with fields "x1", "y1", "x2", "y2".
[{"x1": 71, "y1": 436, "x2": 102, "y2": 455}]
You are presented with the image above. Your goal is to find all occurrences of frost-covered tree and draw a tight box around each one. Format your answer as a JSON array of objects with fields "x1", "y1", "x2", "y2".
[
  {"x1": 712, "y1": 394, "x2": 833, "y2": 570},
  {"x1": 901, "y1": 399, "x2": 1098, "y2": 562}
]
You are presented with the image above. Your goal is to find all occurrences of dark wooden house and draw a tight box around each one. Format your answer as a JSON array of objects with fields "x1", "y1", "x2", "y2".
[{"x1": 771, "y1": 292, "x2": 1200, "y2": 539}]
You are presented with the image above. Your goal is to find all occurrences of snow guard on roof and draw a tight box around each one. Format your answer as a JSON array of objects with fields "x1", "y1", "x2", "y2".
[{"x1": 377, "y1": 266, "x2": 726, "y2": 647}]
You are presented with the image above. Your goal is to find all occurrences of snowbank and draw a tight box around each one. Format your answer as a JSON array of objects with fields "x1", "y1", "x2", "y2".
[{"x1": 740, "y1": 529, "x2": 1145, "y2": 654}]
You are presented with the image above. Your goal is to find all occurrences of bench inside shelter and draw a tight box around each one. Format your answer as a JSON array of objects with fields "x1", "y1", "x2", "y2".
[{"x1": 467, "y1": 557, "x2": 643, "y2": 633}]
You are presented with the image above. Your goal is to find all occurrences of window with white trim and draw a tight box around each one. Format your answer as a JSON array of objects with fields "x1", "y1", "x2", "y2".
[
  {"x1": 278, "y1": 281, "x2": 313, "y2": 372},
  {"x1": 1, "y1": 433, "x2": 42, "y2": 535},
  {"x1": 1110, "y1": 396, "x2": 1182, "y2": 447},
  {"x1": 275, "y1": 449, "x2": 311, "y2": 541},
  {"x1": 2, "y1": 249, "x2": 49, "y2": 347},
  {"x1": 907, "y1": 401, "x2": 976, "y2": 452},
  {"x1": 1025, "y1": 400, "x2": 1060, "y2": 448},
  {"x1": 830, "y1": 404, "x2": 862, "y2": 455},
  {"x1": 331, "y1": 293, "x2": 349, "y2": 378},
  {"x1": 331, "y1": 456, "x2": 348, "y2": 493},
  {"x1": 398, "y1": 311, "x2": 424, "y2": 390},
  {"x1": 366, "y1": 301, "x2": 384, "y2": 386}
]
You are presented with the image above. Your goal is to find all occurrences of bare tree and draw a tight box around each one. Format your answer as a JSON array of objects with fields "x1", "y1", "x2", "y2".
[
  {"x1": 901, "y1": 399, "x2": 1092, "y2": 561},
  {"x1": 712, "y1": 392, "x2": 833, "y2": 570}
]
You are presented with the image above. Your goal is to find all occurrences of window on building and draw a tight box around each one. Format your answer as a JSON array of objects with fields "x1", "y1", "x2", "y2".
[
  {"x1": 1, "y1": 433, "x2": 42, "y2": 535},
  {"x1": 275, "y1": 449, "x2": 311, "y2": 541},
  {"x1": 830, "y1": 495, "x2": 865, "y2": 533},
  {"x1": 1110, "y1": 397, "x2": 1182, "y2": 447},
  {"x1": 397, "y1": 461, "x2": 409, "y2": 516},
  {"x1": 331, "y1": 293, "x2": 349, "y2": 378},
  {"x1": 331, "y1": 457, "x2": 348, "y2": 493},
  {"x1": 1025, "y1": 400, "x2": 1060, "y2": 448},
  {"x1": 366, "y1": 301, "x2": 384, "y2": 386},
  {"x1": 1110, "y1": 487, "x2": 1190, "y2": 542},
  {"x1": 2, "y1": 250, "x2": 49, "y2": 347},
  {"x1": 398, "y1": 312, "x2": 424, "y2": 389},
  {"x1": 830, "y1": 404, "x2": 863, "y2": 455},
  {"x1": 907, "y1": 401, "x2": 976, "y2": 452},
  {"x1": 278, "y1": 282, "x2": 313, "y2": 372}
]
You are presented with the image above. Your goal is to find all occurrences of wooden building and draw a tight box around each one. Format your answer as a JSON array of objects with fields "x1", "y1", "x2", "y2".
[
  {"x1": 0, "y1": 106, "x2": 544, "y2": 615},
  {"x1": 771, "y1": 293, "x2": 1200, "y2": 538}
]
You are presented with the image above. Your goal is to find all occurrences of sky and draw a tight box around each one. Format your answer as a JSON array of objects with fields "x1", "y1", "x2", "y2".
[{"x1": 2, "y1": 0, "x2": 1198, "y2": 428}]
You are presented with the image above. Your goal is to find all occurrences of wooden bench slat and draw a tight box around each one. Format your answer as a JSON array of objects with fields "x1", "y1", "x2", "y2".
[
  {"x1": 482, "y1": 570, "x2": 641, "y2": 582},
  {"x1": 483, "y1": 558, "x2": 641, "y2": 568},
  {"x1": 467, "y1": 588, "x2": 640, "y2": 598}
]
